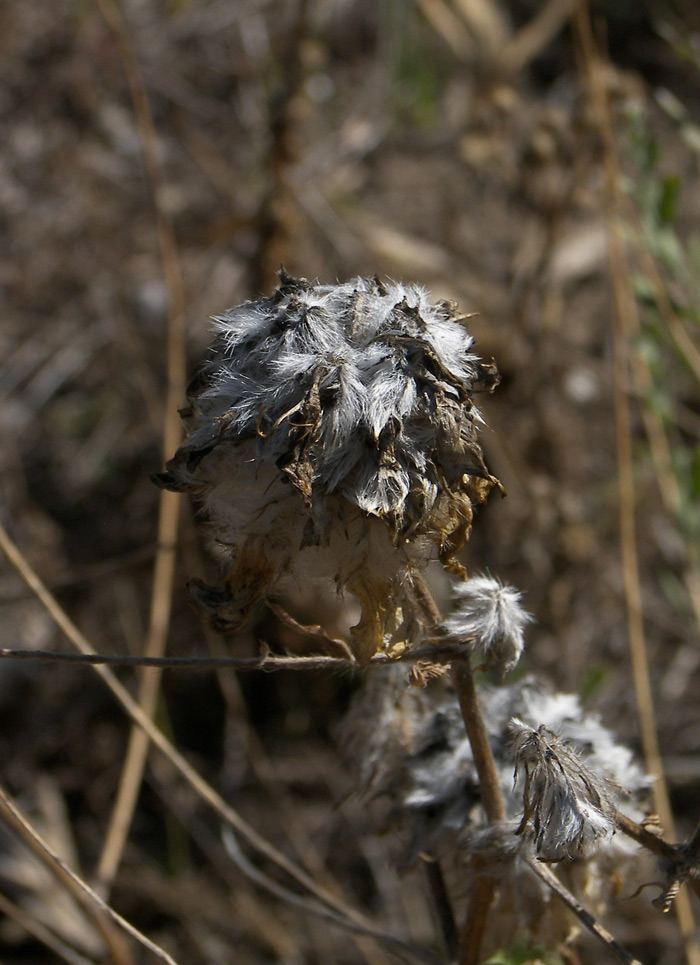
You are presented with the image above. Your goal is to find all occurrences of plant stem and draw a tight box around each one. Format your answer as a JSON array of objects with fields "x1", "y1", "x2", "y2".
[
  {"x1": 451, "y1": 661, "x2": 506, "y2": 965},
  {"x1": 422, "y1": 857, "x2": 458, "y2": 960},
  {"x1": 451, "y1": 662, "x2": 506, "y2": 823},
  {"x1": 413, "y1": 574, "x2": 507, "y2": 964}
]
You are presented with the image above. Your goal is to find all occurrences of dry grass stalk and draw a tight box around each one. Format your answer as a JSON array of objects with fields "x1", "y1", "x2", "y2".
[
  {"x1": 0, "y1": 783, "x2": 173, "y2": 965},
  {"x1": 575, "y1": 7, "x2": 700, "y2": 962},
  {"x1": 91, "y1": 0, "x2": 187, "y2": 897}
]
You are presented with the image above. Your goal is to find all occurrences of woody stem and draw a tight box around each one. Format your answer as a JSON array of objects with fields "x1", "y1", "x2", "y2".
[
  {"x1": 451, "y1": 660, "x2": 506, "y2": 965},
  {"x1": 413, "y1": 575, "x2": 506, "y2": 965},
  {"x1": 451, "y1": 661, "x2": 506, "y2": 823}
]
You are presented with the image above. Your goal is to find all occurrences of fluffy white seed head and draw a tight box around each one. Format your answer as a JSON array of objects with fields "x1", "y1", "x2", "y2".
[
  {"x1": 155, "y1": 272, "x2": 501, "y2": 661},
  {"x1": 443, "y1": 574, "x2": 532, "y2": 678},
  {"x1": 343, "y1": 670, "x2": 648, "y2": 860}
]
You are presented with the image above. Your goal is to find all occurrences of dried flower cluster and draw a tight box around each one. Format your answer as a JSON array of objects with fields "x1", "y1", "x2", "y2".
[
  {"x1": 155, "y1": 272, "x2": 501, "y2": 661},
  {"x1": 342, "y1": 668, "x2": 649, "y2": 949},
  {"x1": 345, "y1": 670, "x2": 647, "y2": 858},
  {"x1": 151, "y1": 266, "x2": 662, "y2": 962}
]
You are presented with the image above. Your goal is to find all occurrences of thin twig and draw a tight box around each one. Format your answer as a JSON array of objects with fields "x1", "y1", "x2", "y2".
[
  {"x1": 0, "y1": 640, "x2": 472, "y2": 671},
  {"x1": 575, "y1": 8, "x2": 700, "y2": 961},
  {"x1": 0, "y1": 783, "x2": 176, "y2": 965},
  {"x1": 92, "y1": 0, "x2": 187, "y2": 898},
  {"x1": 0, "y1": 648, "x2": 348, "y2": 671},
  {"x1": 527, "y1": 858, "x2": 643, "y2": 965}
]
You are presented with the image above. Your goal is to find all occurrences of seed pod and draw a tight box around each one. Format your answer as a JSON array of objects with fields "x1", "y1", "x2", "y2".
[{"x1": 511, "y1": 720, "x2": 619, "y2": 862}]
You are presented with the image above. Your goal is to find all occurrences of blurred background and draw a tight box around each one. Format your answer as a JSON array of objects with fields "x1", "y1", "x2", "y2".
[{"x1": 2, "y1": 1, "x2": 700, "y2": 962}]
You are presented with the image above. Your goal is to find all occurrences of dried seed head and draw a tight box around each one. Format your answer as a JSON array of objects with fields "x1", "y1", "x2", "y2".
[
  {"x1": 511, "y1": 720, "x2": 620, "y2": 862},
  {"x1": 155, "y1": 272, "x2": 501, "y2": 661},
  {"x1": 443, "y1": 574, "x2": 532, "y2": 678},
  {"x1": 342, "y1": 670, "x2": 648, "y2": 867}
]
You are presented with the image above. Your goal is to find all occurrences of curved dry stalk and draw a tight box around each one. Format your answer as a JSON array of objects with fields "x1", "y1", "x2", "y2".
[
  {"x1": 0, "y1": 522, "x2": 393, "y2": 936},
  {"x1": 0, "y1": 783, "x2": 177, "y2": 965},
  {"x1": 92, "y1": 0, "x2": 187, "y2": 897},
  {"x1": 575, "y1": 8, "x2": 700, "y2": 963}
]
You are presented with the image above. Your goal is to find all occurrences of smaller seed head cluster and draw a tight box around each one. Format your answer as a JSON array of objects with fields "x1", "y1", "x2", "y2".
[{"x1": 343, "y1": 669, "x2": 649, "y2": 951}]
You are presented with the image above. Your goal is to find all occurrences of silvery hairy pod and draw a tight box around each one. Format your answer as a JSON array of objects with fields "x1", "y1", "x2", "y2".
[
  {"x1": 511, "y1": 720, "x2": 622, "y2": 862},
  {"x1": 154, "y1": 271, "x2": 501, "y2": 662}
]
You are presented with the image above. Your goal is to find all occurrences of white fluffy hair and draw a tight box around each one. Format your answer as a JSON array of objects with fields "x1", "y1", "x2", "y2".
[{"x1": 443, "y1": 574, "x2": 532, "y2": 678}]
